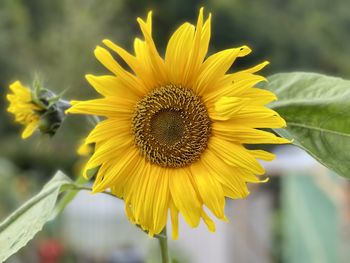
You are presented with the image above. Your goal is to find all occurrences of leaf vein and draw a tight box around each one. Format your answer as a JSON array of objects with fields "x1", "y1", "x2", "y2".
[{"x1": 287, "y1": 122, "x2": 350, "y2": 138}]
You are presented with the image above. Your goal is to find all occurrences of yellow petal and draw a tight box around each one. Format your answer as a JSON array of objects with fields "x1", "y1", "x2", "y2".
[
  {"x1": 103, "y1": 39, "x2": 139, "y2": 73},
  {"x1": 123, "y1": 162, "x2": 168, "y2": 236},
  {"x1": 194, "y1": 8, "x2": 211, "y2": 69},
  {"x1": 169, "y1": 198, "x2": 179, "y2": 240},
  {"x1": 94, "y1": 46, "x2": 145, "y2": 95},
  {"x1": 211, "y1": 101, "x2": 287, "y2": 128},
  {"x1": 77, "y1": 141, "x2": 91, "y2": 156},
  {"x1": 212, "y1": 97, "x2": 250, "y2": 120},
  {"x1": 165, "y1": 23, "x2": 195, "y2": 84},
  {"x1": 209, "y1": 137, "x2": 265, "y2": 175},
  {"x1": 239, "y1": 61, "x2": 269, "y2": 74},
  {"x1": 67, "y1": 98, "x2": 134, "y2": 117},
  {"x1": 201, "y1": 209, "x2": 216, "y2": 232},
  {"x1": 203, "y1": 74, "x2": 266, "y2": 103},
  {"x1": 85, "y1": 74, "x2": 140, "y2": 99},
  {"x1": 169, "y1": 168, "x2": 201, "y2": 227},
  {"x1": 21, "y1": 121, "x2": 38, "y2": 139},
  {"x1": 226, "y1": 106, "x2": 287, "y2": 128},
  {"x1": 92, "y1": 147, "x2": 139, "y2": 192},
  {"x1": 85, "y1": 134, "x2": 133, "y2": 172},
  {"x1": 145, "y1": 11, "x2": 153, "y2": 35},
  {"x1": 125, "y1": 203, "x2": 136, "y2": 224},
  {"x1": 191, "y1": 161, "x2": 225, "y2": 219},
  {"x1": 85, "y1": 119, "x2": 131, "y2": 144},
  {"x1": 133, "y1": 38, "x2": 157, "y2": 89},
  {"x1": 195, "y1": 46, "x2": 251, "y2": 95},
  {"x1": 130, "y1": 162, "x2": 155, "y2": 233},
  {"x1": 201, "y1": 149, "x2": 250, "y2": 198},
  {"x1": 231, "y1": 115, "x2": 286, "y2": 129},
  {"x1": 102, "y1": 39, "x2": 155, "y2": 91},
  {"x1": 152, "y1": 168, "x2": 170, "y2": 234},
  {"x1": 9, "y1": 81, "x2": 31, "y2": 99},
  {"x1": 212, "y1": 123, "x2": 291, "y2": 144},
  {"x1": 136, "y1": 13, "x2": 167, "y2": 85},
  {"x1": 240, "y1": 88, "x2": 277, "y2": 105},
  {"x1": 249, "y1": 149, "x2": 275, "y2": 161},
  {"x1": 110, "y1": 154, "x2": 145, "y2": 199}
]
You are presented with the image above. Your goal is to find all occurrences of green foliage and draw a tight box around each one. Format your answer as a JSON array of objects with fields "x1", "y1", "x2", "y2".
[
  {"x1": 264, "y1": 72, "x2": 350, "y2": 178},
  {"x1": 0, "y1": 0, "x2": 128, "y2": 175},
  {"x1": 0, "y1": 171, "x2": 72, "y2": 262},
  {"x1": 1, "y1": 0, "x2": 350, "y2": 175},
  {"x1": 0, "y1": 1, "x2": 350, "y2": 260},
  {"x1": 210, "y1": 0, "x2": 350, "y2": 76}
]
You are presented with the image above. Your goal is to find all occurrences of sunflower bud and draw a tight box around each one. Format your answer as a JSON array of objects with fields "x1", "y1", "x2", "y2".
[{"x1": 7, "y1": 80, "x2": 70, "y2": 139}]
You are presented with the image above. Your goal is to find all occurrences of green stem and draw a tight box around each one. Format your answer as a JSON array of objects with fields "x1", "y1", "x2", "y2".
[
  {"x1": 157, "y1": 226, "x2": 170, "y2": 263},
  {"x1": 87, "y1": 115, "x2": 101, "y2": 127},
  {"x1": 53, "y1": 174, "x2": 88, "y2": 217},
  {"x1": 69, "y1": 185, "x2": 117, "y2": 198},
  {"x1": 53, "y1": 175, "x2": 119, "y2": 218}
]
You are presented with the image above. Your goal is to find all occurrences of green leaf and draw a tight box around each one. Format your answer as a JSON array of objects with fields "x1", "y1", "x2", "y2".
[
  {"x1": 263, "y1": 72, "x2": 350, "y2": 178},
  {"x1": 0, "y1": 171, "x2": 72, "y2": 262}
]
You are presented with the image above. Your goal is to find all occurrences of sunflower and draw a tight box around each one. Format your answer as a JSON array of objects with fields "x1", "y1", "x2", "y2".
[
  {"x1": 67, "y1": 8, "x2": 289, "y2": 239},
  {"x1": 7, "y1": 81, "x2": 42, "y2": 139}
]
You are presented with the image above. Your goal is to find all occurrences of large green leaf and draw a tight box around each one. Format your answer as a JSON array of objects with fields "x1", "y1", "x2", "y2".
[
  {"x1": 263, "y1": 72, "x2": 350, "y2": 178},
  {"x1": 0, "y1": 171, "x2": 73, "y2": 262}
]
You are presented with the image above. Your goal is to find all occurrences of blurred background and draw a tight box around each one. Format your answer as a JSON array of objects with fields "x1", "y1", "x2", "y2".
[{"x1": 1, "y1": 0, "x2": 350, "y2": 262}]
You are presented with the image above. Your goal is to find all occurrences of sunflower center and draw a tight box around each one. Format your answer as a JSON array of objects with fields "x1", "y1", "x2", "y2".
[
  {"x1": 151, "y1": 110, "x2": 185, "y2": 145},
  {"x1": 132, "y1": 85, "x2": 211, "y2": 168}
]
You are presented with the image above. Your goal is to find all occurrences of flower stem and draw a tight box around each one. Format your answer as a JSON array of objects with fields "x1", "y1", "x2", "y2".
[
  {"x1": 53, "y1": 174, "x2": 88, "y2": 217},
  {"x1": 157, "y1": 226, "x2": 170, "y2": 263}
]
